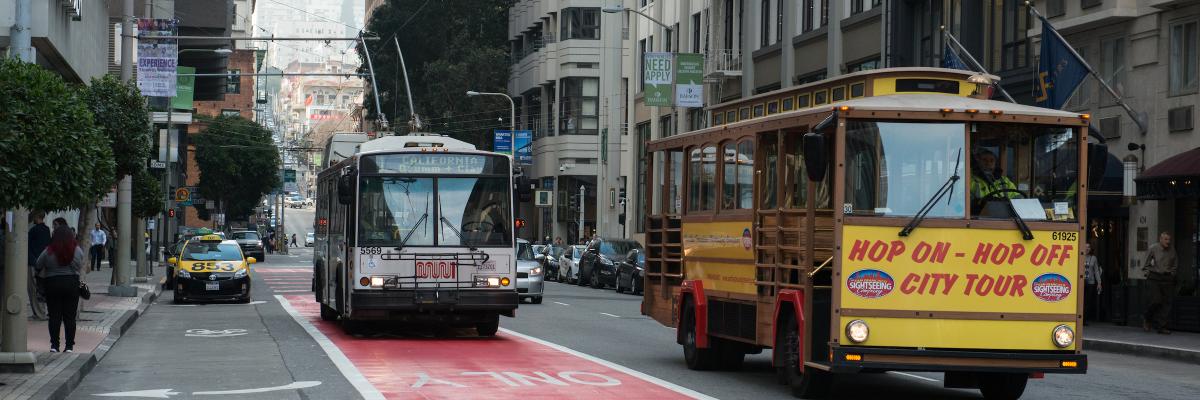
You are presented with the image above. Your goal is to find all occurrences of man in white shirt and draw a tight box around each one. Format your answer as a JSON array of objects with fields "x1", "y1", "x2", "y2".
[{"x1": 89, "y1": 224, "x2": 107, "y2": 271}]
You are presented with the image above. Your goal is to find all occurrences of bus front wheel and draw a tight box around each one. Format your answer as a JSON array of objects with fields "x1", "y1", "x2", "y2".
[
  {"x1": 978, "y1": 373, "x2": 1028, "y2": 400},
  {"x1": 477, "y1": 313, "x2": 500, "y2": 337},
  {"x1": 780, "y1": 313, "x2": 830, "y2": 398}
]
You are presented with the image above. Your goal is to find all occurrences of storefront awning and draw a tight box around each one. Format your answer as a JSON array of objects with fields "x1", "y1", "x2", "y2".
[{"x1": 1136, "y1": 146, "x2": 1200, "y2": 199}]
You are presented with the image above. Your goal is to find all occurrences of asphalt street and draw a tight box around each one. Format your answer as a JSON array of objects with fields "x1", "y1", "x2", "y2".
[{"x1": 68, "y1": 207, "x2": 1200, "y2": 399}]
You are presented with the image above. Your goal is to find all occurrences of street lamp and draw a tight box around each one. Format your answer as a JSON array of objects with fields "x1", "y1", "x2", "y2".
[
  {"x1": 465, "y1": 90, "x2": 516, "y2": 134},
  {"x1": 178, "y1": 48, "x2": 233, "y2": 55}
]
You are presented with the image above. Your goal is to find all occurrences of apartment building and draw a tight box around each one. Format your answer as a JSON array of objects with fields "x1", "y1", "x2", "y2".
[{"x1": 507, "y1": 0, "x2": 633, "y2": 244}]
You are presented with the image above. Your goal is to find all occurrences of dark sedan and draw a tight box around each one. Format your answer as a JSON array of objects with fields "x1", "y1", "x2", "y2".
[
  {"x1": 615, "y1": 248, "x2": 645, "y2": 295},
  {"x1": 230, "y1": 230, "x2": 265, "y2": 261},
  {"x1": 578, "y1": 238, "x2": 643, "y2": 289}
]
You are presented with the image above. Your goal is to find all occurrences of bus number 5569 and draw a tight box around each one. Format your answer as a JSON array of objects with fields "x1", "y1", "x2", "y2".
[{"x1": 415, "y1": 261, "x2": 457, "y2": 279}]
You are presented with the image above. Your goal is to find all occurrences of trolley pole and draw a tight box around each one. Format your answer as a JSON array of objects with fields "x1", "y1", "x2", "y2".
[{"x1": 578, "y1": 185, "x2": 586, "y2": 243}]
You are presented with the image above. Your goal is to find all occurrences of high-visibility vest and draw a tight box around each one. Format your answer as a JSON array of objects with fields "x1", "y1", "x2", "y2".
[{"x1": 971, "y1": 174, "x2": 1018, "y2": 199}]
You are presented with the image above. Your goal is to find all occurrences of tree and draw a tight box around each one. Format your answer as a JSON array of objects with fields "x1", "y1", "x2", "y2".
[
  {"x1": 0, "y1": 58, "x2": 114, "y2": 211},
  {"x1": 358, "y1": 0, "x2": 512, "y2": 147},
  {"x1": 132, "y1": 168, "x2": 162, "y2": 219},
  {"x1": 193, "y1": 115, "x2": 280, "y2": 222},
  {"x1": 84, "y1": 75, "x2": 152, "y2": 178}
]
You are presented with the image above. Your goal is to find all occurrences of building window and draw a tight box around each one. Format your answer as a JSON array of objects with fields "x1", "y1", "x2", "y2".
[
  {"x1": 1067, "y1": 46, "x2": 1094, "y2": 108},
  {"x1": 1170, "y1": 21, "x2": 1198, "y2": 95},
  {"x1": 820, "y1": 0, "x2": 828, "y2": 28},
  {"x1": 999, "y1": 0, "x2": 1030, "y2": 71},
  {"x1": 635, "y1": 122, "x2": 651, "y2": 232},
  {"x1": 724, "y1": 0, "x2": 735, "y2": 49},
  {"x1": 852, "y1": 0, "x2": 865, "y2": 15},
  {"x1": 802, "y1": 0, "x2": 814, "y2": 33},
  {"x1": 666, "y1": 25, "x2": 676, "y2": 52},
  {"x1": 760, "y1": 0, "x2": 771, "y2": 48},
  {"x1": 692, "y1": 12, "x2": 702, "y2": 52},
  {"x1": 559, "y1": 77, "x2": 599, "y2": 135},
  {"x1": 776, "y1": 0, "x2": 783, "y2": 43},
  {"x1": 561, "y1": 8, "x2": 601, "y2": 40},
  {"x1": 660, "y1": 114, "x2": 674, "y2": 138},
  {"x1": 639, "y1": 38, "x2": 648, "y2": 91},
  {"x1": 1100, "y1": 37, "x2": 1126, "y2": 104},
  {"x1": 689, "y1": 109, "x2": 706, "y2": 131},
  {"x1": 846, "y1": 58, "x2": 880, "y2": 72},
  {"x1": 226, "y1": 69, "x2": 240, "y2": 94}
]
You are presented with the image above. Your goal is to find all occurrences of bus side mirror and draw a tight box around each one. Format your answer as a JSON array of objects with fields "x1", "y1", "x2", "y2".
[
  {"x1": 1087, "y1": 142, "x2": 1108, "y2": 188},
  {"x1": 803, "y1": 132, "x2": 828, "y2": 182},
  {"x1": 337, "y1": 175, "x2": 353, "y2": 205}
]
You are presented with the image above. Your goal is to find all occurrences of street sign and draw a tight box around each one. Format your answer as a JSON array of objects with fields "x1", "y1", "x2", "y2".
[
  {"x1": 283, "y1": 169, "x2": 298, "y2": 192},
  {"x1": 175, "y1": 187, "x2": 191, "y2": 204},
  {"x1": 643, "y1": 52, "x2": 674, "y2": 107},
  {"x1": 675, "y1": 53, "x2": 704, "y2": 108},
  {"x1": 149, "y1": 160, "x2": 166, "y2": 169},
  {"x1": 535, "y1": 190, "x2": 553, "y2": 207}
]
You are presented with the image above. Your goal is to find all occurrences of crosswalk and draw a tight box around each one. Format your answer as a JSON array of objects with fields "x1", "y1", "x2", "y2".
[{"x1": 256, "y1": 268, "x2": 313, "y2": 294}]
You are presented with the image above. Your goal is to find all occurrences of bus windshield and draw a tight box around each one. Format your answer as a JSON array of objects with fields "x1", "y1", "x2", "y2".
[
  {"x1": 844, "y1": 121, "x2": 966, "y2": 218},
  {"x1": 357, "y1": 176, "x2": 511, "y2": 247}
]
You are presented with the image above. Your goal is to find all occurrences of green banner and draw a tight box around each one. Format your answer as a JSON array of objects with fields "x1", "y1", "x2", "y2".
[
  {"x1": 674, "y1": 53, "x2": 704, "y2": 108},
  {"x1": 643, "y1": 52, "x2": 673, "y2": 107},
  {"x1": 172, "y1": 66, "x2": 195, "y2": 110}
]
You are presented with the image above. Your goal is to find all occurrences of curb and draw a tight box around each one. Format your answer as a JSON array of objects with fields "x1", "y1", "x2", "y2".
[
  {"x1": 35, "y1": 278, "x2": 163, "y2": 400},
  {"x1": 1084, "y1": 338, "x2": 1200, "y2": 365}
]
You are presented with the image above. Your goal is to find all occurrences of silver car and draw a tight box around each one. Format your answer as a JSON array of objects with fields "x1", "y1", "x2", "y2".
[
  {"x1": 516, "y1": 239, "x2": 544, "y2": 304},
  {"x1": 558, "y1": 245, "x2": 586, "y2": 284}
]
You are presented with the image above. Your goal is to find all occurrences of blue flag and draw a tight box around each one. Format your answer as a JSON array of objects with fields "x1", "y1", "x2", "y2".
[
  {"x1": 941, "y1": 43, "x2": 969, "y2": 71},
  {"x1": 1035, "y1": 16, "x2": 1089, "y2": 109}
]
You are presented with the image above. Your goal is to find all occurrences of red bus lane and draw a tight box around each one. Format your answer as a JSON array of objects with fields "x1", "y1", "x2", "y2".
[{"x1": 280, "y1": 295, "x2": 703, "y2": 400}]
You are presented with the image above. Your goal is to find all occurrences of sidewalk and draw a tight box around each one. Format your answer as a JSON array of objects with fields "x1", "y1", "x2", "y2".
[
  {"x1": 0, "y1": 261, "x2": 164, "y2": 400},
  {"x1": 1084, "y1": 322, "x2": 1200, "y2": 365}
]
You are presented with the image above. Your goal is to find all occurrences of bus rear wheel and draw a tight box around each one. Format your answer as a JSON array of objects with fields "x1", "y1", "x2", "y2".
[
  {"x1": 320, "y1": 303, "x2": 337, "y2": 321},
  {"x1": 681, "y1": 303, "x2": 718, "y2": 370},
  {"x1": 477, "y1": 313, "x2": 500, "y2": 337},
  {"x1": 780, "y1": 313, "x2": 830, "y2": 398},
  {"x1": 978, "y1": 373, "x2": 1028, "y2": 400}
]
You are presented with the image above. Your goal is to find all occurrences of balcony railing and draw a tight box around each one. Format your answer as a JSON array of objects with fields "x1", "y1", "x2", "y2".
[{"x1": 704, "y1": 49, "x2": 742, "y2": 77}]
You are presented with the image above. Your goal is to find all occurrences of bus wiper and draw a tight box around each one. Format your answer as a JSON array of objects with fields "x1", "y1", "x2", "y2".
[
  {"x1": 395, "y1": 212, "x2": 428, "y2": 251},
  {"x1": 1004, "y1": 201, "x2": 1035, "y2": 240},
  {"x1": 899, "y1": 148, "x2": 961, "y2": 237},
  {"x1": 439, "y1": 216, "x2": 477, "y2": 251}
]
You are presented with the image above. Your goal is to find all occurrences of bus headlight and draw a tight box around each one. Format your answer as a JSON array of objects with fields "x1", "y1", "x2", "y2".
[
  {"x1": 474, "y1": 275, "x2": 502, "y2": 288},
  {"x1": 845, "y1": 320, "x2": 870, "y2": 343},
  {"x1": 1052, "y1": 324, "x2": 1074, "y2": 348},
  {"x1": 370, "y1": 276, "x2": 385, "y2": 288}
]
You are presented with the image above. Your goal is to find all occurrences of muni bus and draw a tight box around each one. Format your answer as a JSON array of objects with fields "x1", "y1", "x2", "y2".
[
  {"x1": 641, "y1": 68, "x2": 1105, "y2": 399},
  {"x1": 314, "y1": 134, "x2": 518, "y2": 336}
]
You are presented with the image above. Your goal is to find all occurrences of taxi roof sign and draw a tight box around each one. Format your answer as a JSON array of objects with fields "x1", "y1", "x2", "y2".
[{"x1": 198, "y1": 234, "x2": 224, "y2": 242}]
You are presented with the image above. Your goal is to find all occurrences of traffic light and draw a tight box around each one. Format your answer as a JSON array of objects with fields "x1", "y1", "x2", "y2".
[
  {"x1": 168, "y1": 209, "x2": 176, "y2": 218},
  {"x1": 515, "y1": 218, "x2": 527, "y2": 229},
  {"x1": 568, "y1": 194, "x2": 577, "y2": 209}
]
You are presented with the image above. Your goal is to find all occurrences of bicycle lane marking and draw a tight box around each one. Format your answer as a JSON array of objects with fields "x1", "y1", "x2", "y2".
[{"x1": 279, "y1": 295, "x2": 715, "y2": 400}]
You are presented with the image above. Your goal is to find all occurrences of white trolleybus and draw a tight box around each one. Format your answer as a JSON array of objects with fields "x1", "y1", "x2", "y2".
[{"x1": 314, "y1": 134, "x2": 518, "y2": 335}]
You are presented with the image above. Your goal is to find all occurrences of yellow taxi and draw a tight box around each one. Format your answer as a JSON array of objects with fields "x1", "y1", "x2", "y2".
[{"x1": 167, "y1": 234, "x2": 256, "y2": 303}]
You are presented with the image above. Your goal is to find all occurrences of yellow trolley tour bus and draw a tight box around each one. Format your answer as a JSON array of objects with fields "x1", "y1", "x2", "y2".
[{"x1": 642, "y1": 68, "x2": 1105, "y2": 399}]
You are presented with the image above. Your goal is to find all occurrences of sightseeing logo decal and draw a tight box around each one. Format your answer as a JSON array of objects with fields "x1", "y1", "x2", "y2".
[
  {"x1": 1031, "y1": 273, "x2": 1072, "y2": 302},
  {"x1": 846, "y1": 269, "x2": 895, "y2": 299}
]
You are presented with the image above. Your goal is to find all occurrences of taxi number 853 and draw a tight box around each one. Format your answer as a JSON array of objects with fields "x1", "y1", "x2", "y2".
[{"x1": 190, "y1": 262, "x2": 237, "y2": 272}]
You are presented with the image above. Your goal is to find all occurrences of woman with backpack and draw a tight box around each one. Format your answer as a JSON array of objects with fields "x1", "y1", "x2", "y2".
[{"x1": 34, "y1": 226, "x2": 83, "y2": 353}]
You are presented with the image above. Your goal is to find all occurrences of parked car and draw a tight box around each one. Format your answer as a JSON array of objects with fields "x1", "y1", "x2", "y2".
[
  {"x1": 229, "y1": 230, "x2": 266, "y2": 261},
  {"x1": 516, "y1": 239, "x2": 544, "y2": 304},
  {"x1": 615, "y1": 248, "x2": 645, "y2": 295},
  {"x1": 559, "y1": 245, "x2": 586, "y2": 284},
  {"x1": 541, "y1": 245, "x2": 563, "y2": 281},
  {"x1": 578, "y1": 238, "x2": 643, "y2": 289},
  {"x1": 304, "y1": 232, "x2": 315, "y2": 247}
]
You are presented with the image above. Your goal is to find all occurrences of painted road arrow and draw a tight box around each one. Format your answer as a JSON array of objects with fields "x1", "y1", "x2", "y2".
[{"x1": 94, "y1": 381, "x2": 320, "y2": 398}]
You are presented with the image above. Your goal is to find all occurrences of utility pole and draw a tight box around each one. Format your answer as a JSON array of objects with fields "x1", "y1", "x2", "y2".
[
  {"x1": 578, "y1": 185, "x2": 586, "y2": 243},
  {"x1": 1, "y1": 0, "x2": 37, "y2": 369},
  {"x1": 110, "y1": 0, "x2": 137, "y2": 297}
]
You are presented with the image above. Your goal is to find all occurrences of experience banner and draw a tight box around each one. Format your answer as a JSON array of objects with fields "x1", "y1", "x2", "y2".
[{"x1": 839, "y1": 225, "x2": 1079, "y2": 315}]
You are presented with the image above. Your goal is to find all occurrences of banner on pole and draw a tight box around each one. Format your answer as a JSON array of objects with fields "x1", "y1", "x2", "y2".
[
  {"x1": 136, "y1": 19, "x2": 179, "y2": 97},
  {"x1": 674, "y1": 53, "x2": 704, "y2": 108},
  {"x1": 173, "y1": 66, "x2": 195, "y2": 109},
  {"x1": 494, "y1": 130, "x2": 513, "y2": 154},
  {"x1": 513, "y1": 130, "x2": 532, "y2": 165},
  {"x1": 643, "y1": 52, "x2": 674, "y2": 107}
]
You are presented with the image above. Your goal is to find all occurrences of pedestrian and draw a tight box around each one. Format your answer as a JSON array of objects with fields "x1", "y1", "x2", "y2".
[
  {"x1": 34, "y1": 226, "x2": 83, "y2": 353},
  {"x1": 89, "y1": 223, "x2": 107, "y2": 271},
  {"x1": 1143, "y1": 232, "x2": 1178, "y2": 335},
  {"x1": 554, "y1": 236, "x2": 563, "y2": 247},
  {"x1": 1083, "y1": 243, "x2": 1102, "y2": 325},
  {"x1": 290, "y1": 233, "x2": 298, "y2": 248},
  {"x1": 25, "y1": 213, "x2": 53, "y2": 320},
  {"x1": 263, "y1": 233, "x2": 273, "y2": 254}
]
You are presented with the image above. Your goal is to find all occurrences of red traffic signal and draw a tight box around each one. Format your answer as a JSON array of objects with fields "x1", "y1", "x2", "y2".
[
  {"x1": 168, "y1": 209, "x2": 176, "y2": 218},
  {"x1": 514, "y1": 218, "x2": 526, "y2": 229}
]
